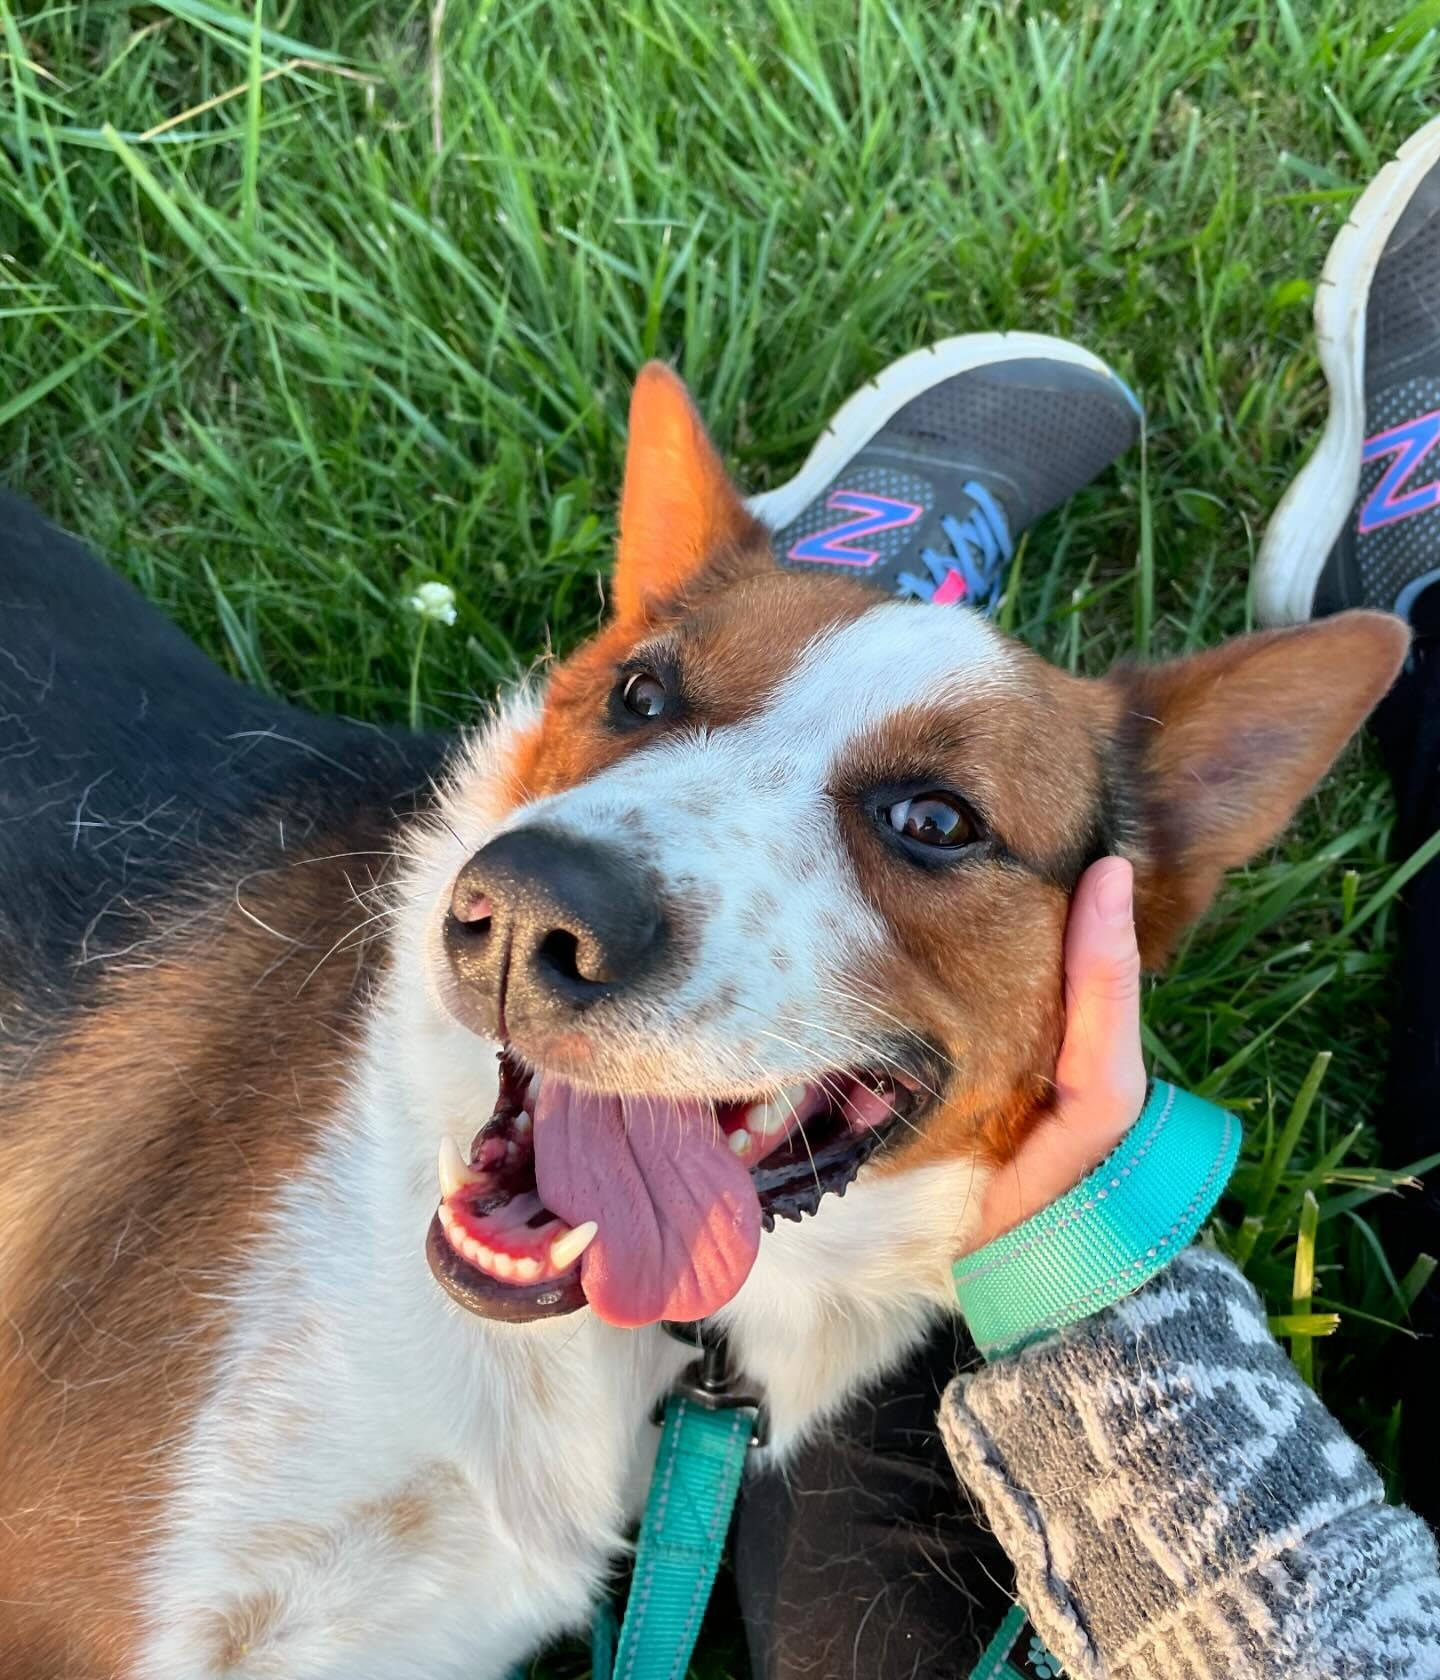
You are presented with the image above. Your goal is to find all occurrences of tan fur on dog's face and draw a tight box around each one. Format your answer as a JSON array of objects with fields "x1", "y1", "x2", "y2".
[{"x1": 442, "y1": 363, "x2": 1408, "y2": 1178}]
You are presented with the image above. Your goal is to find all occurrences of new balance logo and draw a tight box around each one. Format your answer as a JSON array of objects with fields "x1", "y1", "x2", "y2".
[
  {"x1": 787, "y1": 489, "x2": 923, "y2": 567},
  {"x1": 1359, "y1": 409, "x2": 1440, "y2": 533}
]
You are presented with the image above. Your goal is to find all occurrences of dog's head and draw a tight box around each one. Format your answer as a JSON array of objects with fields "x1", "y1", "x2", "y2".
[{"x1": 405, "y1": 363, "x2": 1406, "y2": 1335}]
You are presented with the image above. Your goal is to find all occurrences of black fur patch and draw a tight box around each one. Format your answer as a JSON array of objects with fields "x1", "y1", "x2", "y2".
[{"x1": 0, "y1": 490, "x2": 449, "y2": 1016}]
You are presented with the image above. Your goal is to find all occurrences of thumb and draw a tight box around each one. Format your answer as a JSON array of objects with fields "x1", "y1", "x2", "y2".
[
  {"x1": 966, "y1": 857, "x2": 1147, "y2": 1251},
  {"x1": 1052, "y1": 857, "x2": 1146, "y2": 1124},
  {"x1": 965, "y1": 858, "x2": 1147, "y2": 1252}
]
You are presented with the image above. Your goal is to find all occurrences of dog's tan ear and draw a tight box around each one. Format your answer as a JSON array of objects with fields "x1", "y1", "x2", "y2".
[
  {"x1": 613, "y1": 362, "x2": 769, "y2": 623},
  {"x1": 1115, "y1": 611, "x2": 1409, "y2": 965}
]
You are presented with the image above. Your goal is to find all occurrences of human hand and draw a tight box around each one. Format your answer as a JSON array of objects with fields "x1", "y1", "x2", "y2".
[{"x1": 965, "y1": 857, "x2": 1149, "y2": 1253}]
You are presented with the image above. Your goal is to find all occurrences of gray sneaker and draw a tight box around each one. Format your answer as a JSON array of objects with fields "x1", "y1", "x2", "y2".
[
  {"x1": 747, "y1": 332, "x2": 1143, "y2": 613},
  {"x1": 1257, "y1": 114, "x2": 1440, "y2": 625}
]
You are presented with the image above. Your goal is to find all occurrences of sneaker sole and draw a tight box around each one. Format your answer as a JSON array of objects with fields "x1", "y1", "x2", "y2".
[
  {"x1": 744, "y1": 331, "x2": 1142, "y2": 530},
  {"x1": 1254, "y1": 113, "x2": 1440, "y2": 625}
]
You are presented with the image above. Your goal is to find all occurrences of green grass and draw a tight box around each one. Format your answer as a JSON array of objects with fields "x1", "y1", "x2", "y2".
[{"x1": 4, "y1": 1, "x2": 1439, "y2": 1670}]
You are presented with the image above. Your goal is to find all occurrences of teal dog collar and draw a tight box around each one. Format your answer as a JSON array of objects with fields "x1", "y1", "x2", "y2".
[{"x1": 953, "y1": 1081, "x2": 1241, "y2": 1359}]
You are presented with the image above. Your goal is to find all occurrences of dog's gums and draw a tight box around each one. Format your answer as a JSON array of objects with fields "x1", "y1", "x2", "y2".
[{"x1": 427, "y1": 1050, "x2": 926, "y2": 1327}]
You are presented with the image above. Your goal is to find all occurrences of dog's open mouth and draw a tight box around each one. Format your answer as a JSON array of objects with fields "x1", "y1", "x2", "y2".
[{"x1": 426, "y1": 1049, "x2": 927, "y2": 1329}]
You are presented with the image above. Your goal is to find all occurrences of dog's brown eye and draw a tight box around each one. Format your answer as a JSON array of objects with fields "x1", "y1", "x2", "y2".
[
  {"x1": 621, "y1": 671, "x2": 668, "y2": 718},
  {"x1": 887, "y1": 794, "x2": 973, "y2": 848}
]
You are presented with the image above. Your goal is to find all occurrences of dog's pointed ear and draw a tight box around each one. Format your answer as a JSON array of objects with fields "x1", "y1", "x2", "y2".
[
  {"x1": 613, "y1": 362, "x2": 770, "y2": 623},
  {"x1": 1114, "y1": 610, "x2": 1409, "y2": 965}
]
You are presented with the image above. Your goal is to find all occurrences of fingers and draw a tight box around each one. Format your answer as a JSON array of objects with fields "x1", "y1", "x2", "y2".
[{"x1": 1052, "y1": 857, "x2": 1147, "y2": 1126}]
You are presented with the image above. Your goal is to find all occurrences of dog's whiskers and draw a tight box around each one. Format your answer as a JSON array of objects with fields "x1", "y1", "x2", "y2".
[
  {"x1": 742, "y1": 1025, "x2": 924, "y2": 1167},
  {"x1": 739, "y1": 1022, "x2": 932, "y2": 1149},
  {"x1": 827, "y1": 981, "x2": 968, "y2": 1082},
  {"x1": 297, "y1": 906, "x2": 404, "y2": 992},
  {"x1": 764, "y1": 1007, "x2": 947, "y2": 1108}
]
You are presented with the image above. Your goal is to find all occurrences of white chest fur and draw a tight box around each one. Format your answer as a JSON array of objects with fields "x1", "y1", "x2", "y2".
[
  {"x1": 136, "y1": 989, "x2": 976, "y2": 1680},
  {"x1": 136, "y1": 1037, "x2": 683, "y2": 1679}
]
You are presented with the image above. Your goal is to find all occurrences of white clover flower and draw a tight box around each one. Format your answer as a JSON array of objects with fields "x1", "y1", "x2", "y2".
[{"x1": 407, "y1": 580, "x2": 457, "y2": 626}]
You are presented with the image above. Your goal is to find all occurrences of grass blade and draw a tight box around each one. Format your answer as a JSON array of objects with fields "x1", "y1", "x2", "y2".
[
  {"x1": 1252, "y1": 1051, "x2": 1331, "y2": 1220},
  {"x1": 241, "y1": 0, "x2": 265, "y2": 255},
  {"x1": 1290, "y1": 1190, "x2": 1322, "y2": 1388},
  {"x1": 101, "y1": 124, "x2": 247, "y2": 306},
  {"x1": 0, "y1": 319, "x2": 138, "y2": 427},
  {"x1": 1400, "y1": 1254, "x2": 1438, "y2": 1312},
  {"x1": 1270, "y1": 1312, "x2": 1340, "y2": 1338}
]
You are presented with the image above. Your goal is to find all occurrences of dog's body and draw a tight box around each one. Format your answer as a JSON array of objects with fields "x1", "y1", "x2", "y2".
[
  {"x1": 0, "y1": 482, "x2": 968, "y2": 1679},
  {"x1": 0, "y1": 369, "x2": 1409, "y2": 1678}
]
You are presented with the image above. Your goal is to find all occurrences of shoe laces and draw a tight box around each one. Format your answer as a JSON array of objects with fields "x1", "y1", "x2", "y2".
[{"x1": 895, "y1": 480, "x2": 1013, "y2": 614}]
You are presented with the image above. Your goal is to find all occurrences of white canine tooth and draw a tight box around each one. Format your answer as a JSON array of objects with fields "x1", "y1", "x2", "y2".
[
  {"x1": 549, "y1": 1220, "x2": 599, "y2": 1271},
  {"x1": 527, "y1": 1073, "x2": 542, "y2": 1108},
  {"x1": 513, "y1": 1112, "x2": 532, "y2": 1134},
  {"x1": 438, "y1": 1135, "x2": 479, "y2": 1199},
  {"x1": 512, "y1": 1257, "x2": 542, "y2": 1282},
  {"x1": 729, "y1": 1130, "x2": 752, "y2": 1155}
]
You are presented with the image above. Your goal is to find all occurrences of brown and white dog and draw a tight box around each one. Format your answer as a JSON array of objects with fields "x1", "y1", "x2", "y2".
[{"x1": 0, "y1": 365, "x2": 1407, "y2": 1678}]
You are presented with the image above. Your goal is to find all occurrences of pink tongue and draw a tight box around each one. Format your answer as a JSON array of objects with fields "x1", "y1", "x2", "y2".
[{"x1": 532, "y1": 1081, "x2": 762, "y2": 1328}]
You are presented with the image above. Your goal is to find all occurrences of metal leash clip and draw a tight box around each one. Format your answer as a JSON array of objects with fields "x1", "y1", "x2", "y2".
[{"x1": 655, "y1": 1319, "x2": 769, "y2": 1447}]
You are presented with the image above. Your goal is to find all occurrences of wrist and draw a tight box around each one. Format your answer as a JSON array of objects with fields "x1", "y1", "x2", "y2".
[
  {"x1": 953, "y1": 1081, "x2": 1241, "y2": 1359},
  {"x1": 972, "y1": 1084, "x2": 1145, "y2": 1248}
]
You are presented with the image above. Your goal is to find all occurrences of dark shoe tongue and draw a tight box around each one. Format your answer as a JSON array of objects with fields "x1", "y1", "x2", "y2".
[{"x1": 532, "y1": 1080, "x2": 762, "y2": 1328}]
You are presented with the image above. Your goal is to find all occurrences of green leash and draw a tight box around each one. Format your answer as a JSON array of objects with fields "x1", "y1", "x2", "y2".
[
  {"x1": 508, "y1": 1326, "x2": 764, "y2": 1680},
  {"x1": 610, "y1": 1396, "x2": 758, "y2": 1675},
  {"x1": 969, "y1": 1603, "x2": 1065, "y2": 1679},
  {"x1": 608, "y1": 1326, "x2": 764, "y2": 1680}
]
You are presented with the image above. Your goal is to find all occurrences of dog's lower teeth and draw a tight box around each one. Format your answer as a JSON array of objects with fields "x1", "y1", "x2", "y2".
[{"x1": 549, "y1": 1221, "x2": 598, "y2": 1271}]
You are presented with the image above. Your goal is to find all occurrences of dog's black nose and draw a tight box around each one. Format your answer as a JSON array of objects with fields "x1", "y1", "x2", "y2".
[{"x1": 442, "y1": 827, "x2": 666, "y2": 1024}]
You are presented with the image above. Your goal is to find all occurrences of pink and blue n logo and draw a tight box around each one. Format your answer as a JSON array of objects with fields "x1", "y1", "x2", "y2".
[
  {"x1": 787, "y1": 488, "x2": 923, "y2": 567},
  {"x1": 1359, "y1": 408, "x2": 1440, "y2": 533}
]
